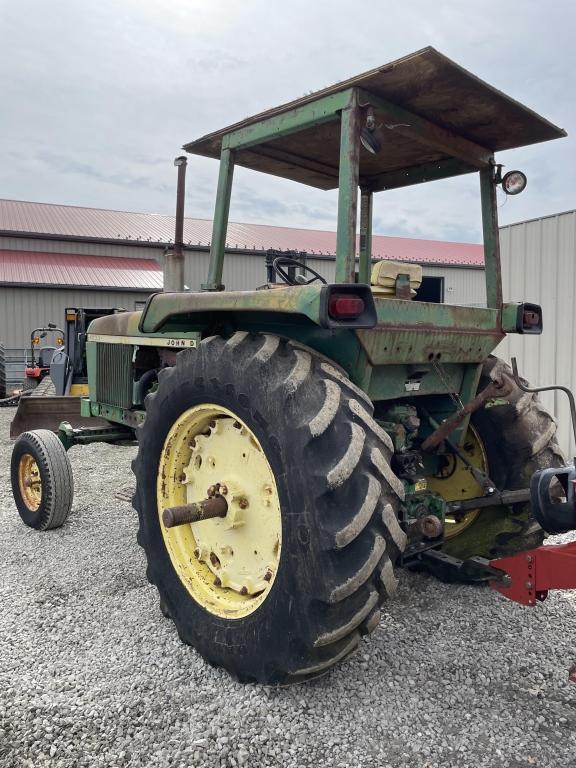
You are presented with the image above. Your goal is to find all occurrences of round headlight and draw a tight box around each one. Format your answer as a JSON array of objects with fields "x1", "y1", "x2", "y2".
[{"x1": 502, "y1": 170, "x2": 527, "y2": 195}]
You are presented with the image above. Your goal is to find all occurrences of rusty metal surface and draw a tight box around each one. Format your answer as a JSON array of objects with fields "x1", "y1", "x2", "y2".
[
  {"x1": 9, "y1": 396, "x2": 108, "y2": 438},
  {"x1": 356, "y1": 300, "x2": 504, "y2": 365},
  {"x1": 184, "y1": 47, "x2": 565, "y2": 191},
  {"x1": 421, "y1": 374, "x2": 513, "y2": 451},
  {"x1": 162, "y1": 496, "x2": 228, "y2": 528},
  {"x1": 410, "y1": 514, "x2": 444, "y2": 538}
]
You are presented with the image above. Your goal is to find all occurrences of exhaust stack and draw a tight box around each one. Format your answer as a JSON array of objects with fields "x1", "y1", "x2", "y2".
[{"x1": 164, "y1": 156, "x2": 187, "y2": 292}]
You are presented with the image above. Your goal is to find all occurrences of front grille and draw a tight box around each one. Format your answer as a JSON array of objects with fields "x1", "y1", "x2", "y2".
[{"x1": 95, "y1": 343, "x2": 133, "y2": 409}]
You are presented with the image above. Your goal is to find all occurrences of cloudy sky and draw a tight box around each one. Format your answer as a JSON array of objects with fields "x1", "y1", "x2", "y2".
[{"x1": 1, "y1": 0, "x2": 574, "y2": 243}]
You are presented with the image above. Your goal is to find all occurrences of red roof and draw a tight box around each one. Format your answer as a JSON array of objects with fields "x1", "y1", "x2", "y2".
[
  {"x1": 0, "y1": 199, "x2": 484, "y2": 267},
  {"x1": 0, "y1": 250, "x2": 162, "y2": 290}
]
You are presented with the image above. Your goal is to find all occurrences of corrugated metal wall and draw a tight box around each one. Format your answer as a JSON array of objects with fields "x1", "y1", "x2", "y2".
[
  {"x1": 497, "y1": 210, "x2": 576, "y2": 456},
  {"x1": 1, "y1": 235, "x2": 486, "y2": 303},
  {"x1": 0, "y1": 235, "x2": 164, "y2": 261},
  {"x1": 0, "y1": 286, "x2": 153, "y2": 349},
  {"x1": 422, "y1": 265, "x2": 485, "y2": 306}
]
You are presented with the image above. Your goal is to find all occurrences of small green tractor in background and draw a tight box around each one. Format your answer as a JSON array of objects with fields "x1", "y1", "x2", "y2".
[{"x1": 10, "y1": 48, "x2": 576, "y2": 685}]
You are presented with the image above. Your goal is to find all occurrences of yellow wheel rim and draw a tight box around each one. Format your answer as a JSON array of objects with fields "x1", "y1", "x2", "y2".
[
  {"x1": 18, "y1": 453, "x2": 42, "y2": 512},
  {"x1": 426, "y1": 425, "x2": 488, "y2": 540},
  {"x1": 157, "y1": 404, "x2": 282, "y2": 619}
]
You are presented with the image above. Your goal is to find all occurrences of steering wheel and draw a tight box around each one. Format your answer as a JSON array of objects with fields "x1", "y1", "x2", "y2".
[{"x1": 272, "y1": 256, "x2": 327, "y2": 286}]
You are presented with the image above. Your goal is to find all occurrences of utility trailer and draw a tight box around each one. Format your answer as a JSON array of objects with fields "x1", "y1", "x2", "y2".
[{"x1": 10, "y1": 47, "x2": 576, "y2": 684}]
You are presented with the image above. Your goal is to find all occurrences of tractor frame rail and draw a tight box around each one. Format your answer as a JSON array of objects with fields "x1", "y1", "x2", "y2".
[
  {"x1": 413, "y1": 539, "x2": 576, "y2": 610},
  {"x1": 414, "y1": 548, "x2": 511, "y2": 584}
]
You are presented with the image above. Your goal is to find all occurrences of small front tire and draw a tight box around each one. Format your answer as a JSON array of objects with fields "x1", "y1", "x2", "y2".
[{"x1": 11, "y1": 430, "x2": 74, "y2": 530}]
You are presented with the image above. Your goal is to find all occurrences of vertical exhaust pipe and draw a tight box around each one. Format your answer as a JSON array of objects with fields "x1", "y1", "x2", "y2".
[{"x1": 164, "y1": 156, "x2": 187, "y2": 292}]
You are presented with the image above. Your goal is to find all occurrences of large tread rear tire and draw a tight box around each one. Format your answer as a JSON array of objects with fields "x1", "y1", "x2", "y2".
[
  {"x1": 132, "y1": 332, "x2": 406, "y2": 684},
  {"x1": 444, "y1": 356, "x2": 565, "y2": 560},
  {"x1": 11, "y1": 429, "x2": 74, "y2": 530}
]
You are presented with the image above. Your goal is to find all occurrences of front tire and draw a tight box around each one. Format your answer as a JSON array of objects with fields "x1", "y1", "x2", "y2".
[
  {"x1": 11, "y1": 429, "x2": 74, "y2": 530},
  {"x1": 133, "y1": 333, "x2": 406, "y2": 684}
]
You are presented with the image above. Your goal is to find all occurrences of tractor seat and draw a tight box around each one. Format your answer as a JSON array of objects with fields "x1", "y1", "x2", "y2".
[
  {"x1": 370, "y1": 260, "x2": 422, "y2": 300},
  {"x1": 38, "y1": 347, "x2": 56, "y2": 368}
]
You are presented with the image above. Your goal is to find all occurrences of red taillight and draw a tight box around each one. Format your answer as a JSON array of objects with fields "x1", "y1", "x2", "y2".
[
  {"x1": 328, "y1": 294, "x2": 365, "y2": 320},
  {"x1": 523, "y1": 310, "x2": 540, "y2": 328}
]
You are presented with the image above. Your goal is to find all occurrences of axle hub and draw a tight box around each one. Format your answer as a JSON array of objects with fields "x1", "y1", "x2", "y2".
[{"x1": 162, "y1": 495, "x2": 228, "y2": 528}]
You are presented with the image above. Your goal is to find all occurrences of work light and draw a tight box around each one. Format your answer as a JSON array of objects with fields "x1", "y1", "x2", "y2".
[
  {"x1": 360, "y1": 108, "x2": 382, "y2": 154},
  {"x1": 501, "y1": 170, "x2": 527, "y2": 195}
]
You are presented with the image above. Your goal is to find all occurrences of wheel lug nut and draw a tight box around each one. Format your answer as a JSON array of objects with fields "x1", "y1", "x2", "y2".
[
  {"x1": 263, "y1": 570, "x2": 272, "y2": 582},
  {"x1": 240, "y1": 586, "x2": 248, "y2": 596},
  {"x1": 220, "y1": 485, "x2": 228, "y2": 495},
  {"x1": 213, "y1": 576, "x2": 222, "y2": 587},
  {"x1": 239, "y1": 497, "x2": 249, "y2": 510}
]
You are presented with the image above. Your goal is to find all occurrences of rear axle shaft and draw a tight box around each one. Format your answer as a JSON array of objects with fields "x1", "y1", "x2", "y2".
[{"x1": 162, "y1": 495, "x2": 228, "y2": 528}]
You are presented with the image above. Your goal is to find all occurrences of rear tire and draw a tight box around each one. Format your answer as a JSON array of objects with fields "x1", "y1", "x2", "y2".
[
  {"x1": 11, "y1": 430, "x2": 74, "y2": 530},
  {"x1": 443, "y1": 356, "x2": 565, "y2": 560},
  {"x1": 133, "y1": 333, "x2": 406, "y2": 684}
]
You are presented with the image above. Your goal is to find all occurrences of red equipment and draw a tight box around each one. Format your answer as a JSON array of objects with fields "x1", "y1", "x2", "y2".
[
  {"x1": 490, "y1": 539, "x2": 576, "y2": 683},
  {"x1": 23, "y1": 324, "x2": 65, "y2": 387},
  {"x1": 490, "y1": 541, "x2": 576, "y2": 606}
]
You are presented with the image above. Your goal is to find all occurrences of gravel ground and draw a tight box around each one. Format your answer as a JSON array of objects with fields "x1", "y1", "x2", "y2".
[{"x1": 1, "y1": 407, "x2": 576, "y2": 768}]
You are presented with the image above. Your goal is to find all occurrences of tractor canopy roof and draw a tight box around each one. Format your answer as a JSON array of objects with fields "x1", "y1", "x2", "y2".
[{"x1": 184, "y1": 47, "x2": 565, "y2": 192}]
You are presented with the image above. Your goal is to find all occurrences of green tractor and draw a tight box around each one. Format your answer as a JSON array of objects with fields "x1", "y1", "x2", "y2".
[{"x1": 10, "y1": 48, "x2": 572, "y2": 684}]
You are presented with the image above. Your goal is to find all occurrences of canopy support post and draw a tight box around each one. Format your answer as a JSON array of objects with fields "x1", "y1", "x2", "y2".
[
  {"x1": 358, "y1": 188, "x2": 373, "y2": 285},
  {"x1": 480, "y1": 164, "x2": 502, "y2": 309},
  {"x1": 335, "y1": 97, "x2": 360, "y2": 284},
  {"x1": 203, "y1": 147, "x2": 234, "y2": 291}
]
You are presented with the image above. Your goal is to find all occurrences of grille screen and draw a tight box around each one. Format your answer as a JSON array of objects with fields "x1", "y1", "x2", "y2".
[{"x1": 95, "y1": 343, "x2": 133, "y2": 409}]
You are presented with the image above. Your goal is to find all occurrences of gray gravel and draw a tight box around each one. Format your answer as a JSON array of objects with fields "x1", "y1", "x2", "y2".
[{"x1": 1, "y1": 407, "x2": 576, "y2": 768}]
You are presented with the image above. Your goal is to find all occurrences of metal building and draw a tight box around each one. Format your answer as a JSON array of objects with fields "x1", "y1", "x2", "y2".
[
  {"x1": 497, "y1": 209, "x2": 576, "y2": 456},
  {"x1": 0, "y1": 198, "x2": 486, "y2": 388}
]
